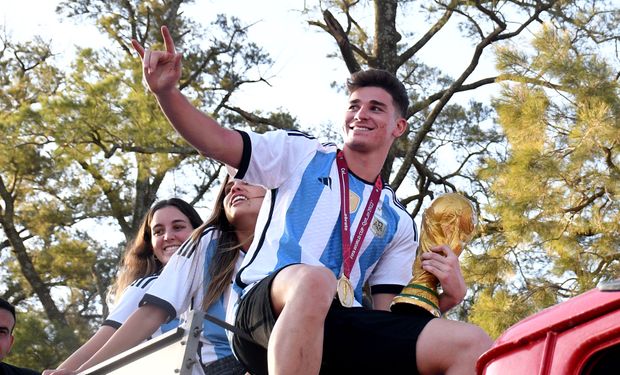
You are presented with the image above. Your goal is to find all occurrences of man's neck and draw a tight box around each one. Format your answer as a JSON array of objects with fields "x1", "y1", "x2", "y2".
[{"x1": 342, "y1": 147, "x2": 386, "y2": 182}]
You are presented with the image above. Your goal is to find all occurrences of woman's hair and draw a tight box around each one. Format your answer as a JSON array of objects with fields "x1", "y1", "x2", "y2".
[
  {"x1": 111, "y1": 198, "x2": 203, "y2": 299},
  {"x1": 189, "y1": 175, "x2": 254, "y2": 310}
]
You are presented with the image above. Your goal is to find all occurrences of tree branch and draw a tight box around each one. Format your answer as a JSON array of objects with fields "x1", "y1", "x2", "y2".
[
  {"x1": 398, "y1": 0, "x2": 457, "y2": 65},
  {"x1": 320, "y1": 9, "x2": 362, "y2": 73}
]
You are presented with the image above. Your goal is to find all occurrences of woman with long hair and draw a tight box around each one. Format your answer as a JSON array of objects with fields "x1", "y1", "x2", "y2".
[
  {"x1": 66, "y1": 175, "x2": 266, "y2": 375},
  {"x1": 44, "y1": 198, "x2": 202, "y2": 374}
]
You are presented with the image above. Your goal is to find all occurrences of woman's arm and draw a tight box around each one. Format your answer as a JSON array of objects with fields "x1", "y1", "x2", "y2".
[
  {"x1": 42, "y1": 326, "x2": 116, "y2": 374},
  {"x1": 75, "y1": 305, "x2": 168, "y2": 372}
]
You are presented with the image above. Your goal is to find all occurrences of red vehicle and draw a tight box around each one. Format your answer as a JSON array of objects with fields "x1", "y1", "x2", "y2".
[{"x1": 477, "y1": 279, "x2": 620, "y2": 375}]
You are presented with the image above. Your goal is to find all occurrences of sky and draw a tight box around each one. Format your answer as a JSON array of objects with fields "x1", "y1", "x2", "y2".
[
  {"x1": 0, "y1": 0, "x2": 349, "y2": 128},
  {"x1": 0, "y1": 0, "x2": 496, "y2": 128},
  {"x1": 0, "y1": 1, "x2": 504, "y2": 305},
  {"x1": 0, "y1": 0, "x2": 498, "y2": 245}
]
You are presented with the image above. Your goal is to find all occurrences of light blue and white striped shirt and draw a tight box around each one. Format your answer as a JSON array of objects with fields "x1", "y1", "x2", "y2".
[{"x1": 232, "y1": 129, "x2": 418, "y2": 307}]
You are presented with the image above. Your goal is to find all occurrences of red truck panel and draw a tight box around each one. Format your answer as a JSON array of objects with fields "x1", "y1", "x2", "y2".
[{"x1": 477, "y1": 285, "x2": 620, "y2": 375}]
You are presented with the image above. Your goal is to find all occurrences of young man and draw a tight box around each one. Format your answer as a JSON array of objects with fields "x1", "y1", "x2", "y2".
[
  {"x1": 132, "y1": 26, "x2": 492, "y2": 375},
  {"x1": 0, "y1": 298, "x2": 40, "y2": 375}
]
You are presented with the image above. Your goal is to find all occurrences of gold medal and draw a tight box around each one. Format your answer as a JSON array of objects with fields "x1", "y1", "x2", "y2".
[
  {"x1": 335, "y1": 151, "x2": 382, "y2": 310},
  {"x1": 337, "y1": 275, "x2": 355, "y2": 308}
]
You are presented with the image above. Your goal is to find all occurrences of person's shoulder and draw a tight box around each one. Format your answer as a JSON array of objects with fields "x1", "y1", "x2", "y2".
[
  {"x1": 0, "y1": 362, "x2": 41, "y2": 375},
  {"x1": 197, "y1": 224, "x2": 221, "y2": 239},
  {"x1": 282, "y1": 128, "x2": 316, "y2": 139},
  {"x1": 177, "y1": 224, "x2": 219, "y2": 249},
  {"x1": 283, "y1": 129, "x2": 338, "y2": 149},
  {"x1": 380, "y1": 183, "x2": 409, "y2": 213},
  {"x1": 175, "y1": 225, "x2": 220, "y2": 258},
  {"x1": 128, "y1": 272, "x2": 160, "y2": 290},
  {"x1": 261, "y1": 128, "x2": 327, "y2": 146}
]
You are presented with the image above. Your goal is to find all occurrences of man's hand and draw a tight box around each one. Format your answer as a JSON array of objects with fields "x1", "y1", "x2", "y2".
[
  {"x1": 131, "y1": 25, "x2": 182, "y2": 95},
  {"x1": 421, "y1": 244, "x2": 466, "y2": 313}
]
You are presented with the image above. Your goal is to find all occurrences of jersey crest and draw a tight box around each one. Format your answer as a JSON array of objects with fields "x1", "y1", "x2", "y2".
[{"x1": 371, "y1": 215, "x2": 387, "y2": 238}]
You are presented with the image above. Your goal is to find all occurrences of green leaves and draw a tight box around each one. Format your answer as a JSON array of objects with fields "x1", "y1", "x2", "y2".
[
  {"x1": 2, "y1": 1, "x2": 285, "y2": 367},
  {"x1": 466, "y1": 18, "x2": 620, "y2": 336},
  {"x1": 2, "y1": 0, "x2": 619, "y2": 366}
]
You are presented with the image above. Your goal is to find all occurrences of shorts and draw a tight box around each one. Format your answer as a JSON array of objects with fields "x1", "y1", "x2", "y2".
[
  {"x1": 202, "y1": 355, "x2": 246, "y2": 375},
  {"x1": 232, "y1": 267, "x2": 435, "y2": 375}
]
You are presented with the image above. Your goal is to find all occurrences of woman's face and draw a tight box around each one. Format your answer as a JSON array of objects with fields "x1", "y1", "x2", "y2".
[
  {"x1": 150, "y1": 206, "x2": 194, "y2": 265},
  {"x1": 223, "y1": 179, "x2": 266, "y2": 226}
]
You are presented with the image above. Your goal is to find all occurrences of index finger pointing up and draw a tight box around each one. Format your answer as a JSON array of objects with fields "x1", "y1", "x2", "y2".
[{"x1": 161, "y1": 25, "x2": 176, "y2": 54}]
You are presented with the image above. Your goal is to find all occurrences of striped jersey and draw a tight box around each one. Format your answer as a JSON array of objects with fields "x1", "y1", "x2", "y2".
[
  {"x1": 103, "y1": 273, "x2": 179, "y2": 337},
  {"x1": 140, "y1": 226, "x2": 243, "y2": 369},
  {"x1": 232, "y1": 129, "x2": 418, "y2": 307}
]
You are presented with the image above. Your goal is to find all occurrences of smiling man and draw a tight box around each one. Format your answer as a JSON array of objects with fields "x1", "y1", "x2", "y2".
[
  {"x1": 0, "y1": 298, "x2": 40, "y2": 375},
  {"x1": 132, "y1": 25, "x2": 492, "y2": 375}
]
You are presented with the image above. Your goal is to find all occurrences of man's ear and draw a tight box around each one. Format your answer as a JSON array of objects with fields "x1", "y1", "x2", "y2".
[
  {"x1": 7, "y1": 334, "x2": 14, "y2": 353},
  {"x1": 393, "y1": 117, "x2": 408, "y2": 137}
]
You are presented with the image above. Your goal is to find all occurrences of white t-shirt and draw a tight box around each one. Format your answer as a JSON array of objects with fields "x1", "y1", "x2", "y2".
[
  {"x1": 141, "y1": 226, "x2": 243, "y2": 370},
  {"x1": 103, "y1": 273, "x2": 179, "y2": 337}
]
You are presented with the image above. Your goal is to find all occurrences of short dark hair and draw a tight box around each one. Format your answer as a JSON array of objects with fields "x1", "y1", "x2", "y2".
[
  {"x1": 346, "y1": 69, "x2": 409, "y2": 118},
  {"x1": 0, "y1": 297, "x2": 16, "y2": 332}
]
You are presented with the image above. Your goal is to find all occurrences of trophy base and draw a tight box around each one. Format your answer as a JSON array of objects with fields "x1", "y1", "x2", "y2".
[{"x1": 390, "y1": 302, "x2": 438, "y2": 317}]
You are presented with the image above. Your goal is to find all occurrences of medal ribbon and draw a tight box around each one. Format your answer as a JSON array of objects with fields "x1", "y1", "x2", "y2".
[{"x1": 336, "y1": 150, "x2": 383, "y2": 279}]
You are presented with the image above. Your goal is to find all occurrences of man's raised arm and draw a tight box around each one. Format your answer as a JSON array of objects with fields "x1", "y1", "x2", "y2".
[{"x1": 132, "y1": 25, "x2": 243, "y2": 168}]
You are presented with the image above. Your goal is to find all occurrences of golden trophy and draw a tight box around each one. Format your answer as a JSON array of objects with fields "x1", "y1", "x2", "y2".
[{"x1": 391, "y1": 193, "x2": 477, "y2": 317}]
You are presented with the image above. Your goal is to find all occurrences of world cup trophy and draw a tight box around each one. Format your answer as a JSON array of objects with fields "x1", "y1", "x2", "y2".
[{"x1": 391, "y1": 193, "x2": 477, "y2": 317}]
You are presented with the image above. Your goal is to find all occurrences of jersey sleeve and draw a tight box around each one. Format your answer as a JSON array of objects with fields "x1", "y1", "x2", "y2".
[
  {"x1": 235, "y1": 129, "x2": 323, "y2": 189},
  {"x1": 103, "y1": 275, "x2": 157, "y2": 328},
  {"x1": 140, "y1": 228, "x2": 216, "y2": 323},
  {"x1": 368, "y1": 217, "x2": 417, "y2": 295}
]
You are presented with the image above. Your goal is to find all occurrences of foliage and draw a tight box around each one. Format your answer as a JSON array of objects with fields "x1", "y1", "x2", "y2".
[
  {"x1": 1, "y1": 0, "x2": 620, "y2": 367},
  {"x1": 464, "y1": 24, "x2": 620, "y2": 335},
  {"x1": 5, "y1": 310, "x2": 62, "y2": 370},
  {"x1": 302, "y1": 0, "x2": 619, "y2": 337},
  {"x1": 1, "y1": 0, "x2": 290, "y2": 366}
]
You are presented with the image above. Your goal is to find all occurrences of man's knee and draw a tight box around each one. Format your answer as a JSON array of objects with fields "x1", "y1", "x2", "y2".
[
  {"x1": 416, "y1": 319, "x2": 493, "y2": 374},
  {"x1": 419, "y1": 320, "x2": 492, "y2": 358},
  {"x1": 271, "y1": 265, "x2": 336, "y2": 315},
  {"x1": 444, "y1": 322, "x2": 492, "y2": 352},
  {"x1": 467, "y1": 324, "x2": 493, "y2": 354},
  {"x1": 446, "y1": 322, "x2": 494, "y2": 364}
]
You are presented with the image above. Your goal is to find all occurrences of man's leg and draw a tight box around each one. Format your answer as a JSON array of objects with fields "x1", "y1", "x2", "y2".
[
  {"x1": 416, "y1": 318, "x2": 493, "y2": 375},
  {"x1": 269, "y1": 264, "x2": 337, "y2": 375},
  {"x1": 322, "y1": 305, "x2": 434, "y2": 374}
]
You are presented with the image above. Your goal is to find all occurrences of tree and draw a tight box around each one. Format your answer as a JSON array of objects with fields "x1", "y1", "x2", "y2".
[
  {"x1": 466, "y1": 24, "x2": 620, "y2": 337},
  {"x1": 0, "y1": 34, "x2": 85, "y2": 364},
  {"x1": 302, "y1": 0, "x2": 619, "y2": 334},
  {"x1": 1, "y1": 0, "x2": 292, "y2": 367},
  {"x1": 3, "y1": 0, "x2": 620, "y2": 368}
]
